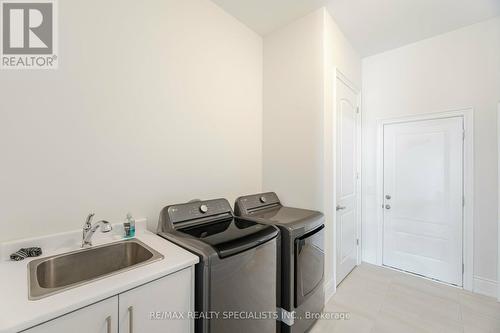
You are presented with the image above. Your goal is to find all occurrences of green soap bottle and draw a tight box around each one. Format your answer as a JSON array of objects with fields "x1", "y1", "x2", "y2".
[{"x1": 126, "y1": 213, "x2": 136, "y2": 237}]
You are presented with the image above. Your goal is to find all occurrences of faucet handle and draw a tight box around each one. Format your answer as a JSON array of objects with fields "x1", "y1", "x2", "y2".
[{"x1": 84, "y1": 213, "x2": 95, "y2": 226}]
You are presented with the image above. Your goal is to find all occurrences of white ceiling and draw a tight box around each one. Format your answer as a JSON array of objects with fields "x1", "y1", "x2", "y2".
[
  {"x1": 210, "y1": 0, "x2": 329, "y2": 36},
  {"x1": 210, "y1": 0, "x2": 500, "y2": 56},
  {"x1": 326, "y1": 0, "x2": 500, "y2": 56}
]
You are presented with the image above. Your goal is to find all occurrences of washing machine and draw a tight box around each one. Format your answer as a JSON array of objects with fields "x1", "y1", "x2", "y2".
[{"x1": 157, "y1": 198, "x2": 279, "y2": 333}]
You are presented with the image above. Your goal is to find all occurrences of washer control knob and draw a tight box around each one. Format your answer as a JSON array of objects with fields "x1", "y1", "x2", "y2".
[
  {"x1": 260, "y1": 196, "x2": 267, "y2": 203},
  {"x1": 199, "y1": 204, "x2": 208, "y2": 213}
]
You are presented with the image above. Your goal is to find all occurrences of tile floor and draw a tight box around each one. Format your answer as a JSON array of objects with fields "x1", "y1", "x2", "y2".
[{"x1": 310, "y1": 263, "x2": 500, "y2": 333}]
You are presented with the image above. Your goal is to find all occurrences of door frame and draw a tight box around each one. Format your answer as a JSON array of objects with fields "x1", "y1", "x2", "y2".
[
  {"x1": 497, "y1": 102, "x2": 500, "y2": 301},
  {"x1": 375, "y1": 108, "x2": 474, "y2": 291},
  {"x1": 332, "y1": 69, "x2": 362, "y2": 288}
]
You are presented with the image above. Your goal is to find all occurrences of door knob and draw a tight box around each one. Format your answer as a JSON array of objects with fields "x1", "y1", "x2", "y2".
[
  {"x1": 385, "y1": 194, "x2": 391, "y2": 200},
  {"x1": 385, "y1": 204, "x2": 391, "y2": 210},
  {"x1": 336, "y1": 205, "x2": 346, "y2": 211}
]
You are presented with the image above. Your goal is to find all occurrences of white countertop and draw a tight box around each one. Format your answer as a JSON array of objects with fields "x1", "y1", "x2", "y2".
[{"x1": 0, "y1": 220, "x2": 198, "y2": 333}]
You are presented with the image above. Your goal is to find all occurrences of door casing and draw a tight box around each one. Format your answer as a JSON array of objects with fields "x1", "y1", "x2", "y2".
[
  {"x1": 497, "y1": 102, "x2": 500, "y2": 301},
  {"x1": 375, "y1": 108, "x2": 474, "y2": 291},
  {"x1": 332, "y1": 69, "x2": 362, "y2": 289}
]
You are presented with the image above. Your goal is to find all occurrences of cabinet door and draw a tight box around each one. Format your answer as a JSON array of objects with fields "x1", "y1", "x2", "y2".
[
  {"x1": 23, "y1": 296, "x2": 118, "y2": 333},
  {"x1": 119, "y1": 267, "x2": 194, "y2": 333}
]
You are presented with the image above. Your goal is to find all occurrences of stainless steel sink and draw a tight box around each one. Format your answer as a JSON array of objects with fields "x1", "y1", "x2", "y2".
[{"x1": 28, "y1": 239, "x2": 164, "y2": 300}]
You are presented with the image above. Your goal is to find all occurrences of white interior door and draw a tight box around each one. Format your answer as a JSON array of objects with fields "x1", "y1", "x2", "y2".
[
  {"x1": 383, "y1": 117, "x2": 464, "y2": 286},
  {"x1": 336, "y1": 77, "x2": 359, "y2": 285}
]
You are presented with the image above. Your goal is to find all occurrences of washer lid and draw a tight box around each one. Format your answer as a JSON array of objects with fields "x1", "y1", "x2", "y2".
[
  {"x1": 179, "y1": 218, "x2": 278, "y2": 258},
  {"x1": 235, "y1": 192, "x2": 324, "y2": 228},
  {"x1": 247, "y1": 206, "x2": 323, "y2": 225},
  {"x1": 248, "y1": 206, "x2": 323, "y2": 224}
]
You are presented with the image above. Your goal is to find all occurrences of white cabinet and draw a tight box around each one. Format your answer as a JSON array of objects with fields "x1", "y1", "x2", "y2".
[
  {"x1": 23, "y1": 296, "x2": 118, "y2": 333},
  {"x1": 119, "y1": 267, "x2": 194, "y2": 333},
  {"x1": 23, "y1": 267, "x2": 194, "y2": 333}
]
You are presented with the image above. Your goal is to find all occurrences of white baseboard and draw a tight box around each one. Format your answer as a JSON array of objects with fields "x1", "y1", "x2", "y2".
[
  {"x1": 324, "y1": 278, "x2": 336, "y2": 304},
  {"x1": 473, "y1": 276, "x2": 498, "y2": 299}
]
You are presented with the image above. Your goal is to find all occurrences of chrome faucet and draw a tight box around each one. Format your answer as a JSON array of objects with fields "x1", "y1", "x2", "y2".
[{"x1": 82, "y1": 213, "x2": 113, "y2": 247}]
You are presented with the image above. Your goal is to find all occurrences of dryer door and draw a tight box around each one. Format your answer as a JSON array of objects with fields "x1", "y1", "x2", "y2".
[{"x1": 294, "y1": 225, "x2": 325, "y2": 307}]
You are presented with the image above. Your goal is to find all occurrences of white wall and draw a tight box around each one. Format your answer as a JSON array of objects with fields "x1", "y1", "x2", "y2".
[
  {"x1": 0, "y1": 0, "x2": 263, "y2": 242},
  {"x1": 263, "y1": 9, "x2": 325, "y2": 211},
  {"x1": 362, "y1": 18, "x2": 500, "y2": 285},
  {"x1": 263, "y1": 7, "x2": 361, "y2": 291}
]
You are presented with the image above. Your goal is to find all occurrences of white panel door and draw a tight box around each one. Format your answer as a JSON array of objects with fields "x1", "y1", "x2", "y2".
[
  {"x1": 119, "y1": 267, "x2": 194, "y2": 333},
  {"x1": 24, "y1": 296, "x2": 118, "y2": 333},
  {"x1": 336, "y1": 77, "x2": 359, "y2": 285},
  {"x1": 383, "y1": 117, "x2": 464, "y2": 286}
]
